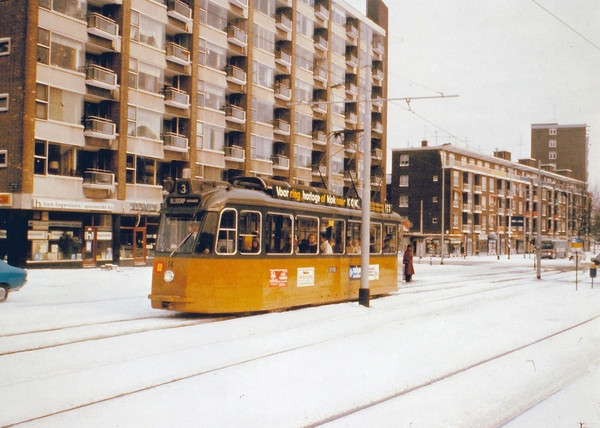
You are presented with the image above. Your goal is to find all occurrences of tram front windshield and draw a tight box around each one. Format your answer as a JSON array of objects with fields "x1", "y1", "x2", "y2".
[{"x1": 155, "y1": 212, "x2": 217, "y2": 254}]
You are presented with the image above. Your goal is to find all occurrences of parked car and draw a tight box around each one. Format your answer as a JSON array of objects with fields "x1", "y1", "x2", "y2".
[
  {"x1": 591, "y1": 254, "x2": 600, "y2": 265},
  {"x1": 0, "y1": 261, "x2": 27, "y2": 302}
]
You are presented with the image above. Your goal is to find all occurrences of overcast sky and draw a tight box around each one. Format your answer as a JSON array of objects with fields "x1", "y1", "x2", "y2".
[{"x1": 344, "y1": 0, "x2": 600, "y2": 187}]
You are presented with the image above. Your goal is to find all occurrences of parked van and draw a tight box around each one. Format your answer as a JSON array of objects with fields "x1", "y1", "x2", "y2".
[{"x1": 540, "y1": 239, "x2": 569, "y2": 259}]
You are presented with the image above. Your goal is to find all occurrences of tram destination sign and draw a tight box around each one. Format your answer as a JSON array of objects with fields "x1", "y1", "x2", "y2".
[
  {"x1": 272, "y1": 185, "x2": 370, "y2": 211},
  {"x1": 167, "y1": 196, "x2": 201, "y2": 206}
]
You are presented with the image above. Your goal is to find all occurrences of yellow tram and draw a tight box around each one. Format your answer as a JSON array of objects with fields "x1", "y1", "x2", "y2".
[{"x1": 149, "y1": 177, "x2": 401, "y2": 314}]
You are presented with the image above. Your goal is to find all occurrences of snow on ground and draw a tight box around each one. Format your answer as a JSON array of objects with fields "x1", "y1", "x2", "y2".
[{"x1": 1, "y1": 254, "x2": 599, "y2": 427}]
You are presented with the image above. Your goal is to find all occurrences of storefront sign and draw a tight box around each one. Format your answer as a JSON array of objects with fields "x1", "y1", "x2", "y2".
[
  {"x1": 0, "y1": 230, "x2": 6, "y2": 239},
  {"x1": 130, "y1": 202, "x2": 160, "y2": 212},
  {"x1": 97, "y1": 231, "x2": 112, "y2": 240},
  {"x1": 29, "y1": 221, "x2": 82, "y2": 229},
  {"x1": 33, "y1": 199, "x2": 114, "y2": 212},
  {"x1": 27, "y1": 230, "x2": 48, "y2": 240}
]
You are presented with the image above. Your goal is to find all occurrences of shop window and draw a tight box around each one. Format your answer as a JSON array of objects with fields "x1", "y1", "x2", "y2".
[
  {"x1": 0, "y1": 94, "x2": 8, "y2": 111},
  {"x1": 34, "y1": 140, "x2": 78, "y2": 176},
  {"x1": 0, "y1": 38, "x2": 9, "y2": 56}
]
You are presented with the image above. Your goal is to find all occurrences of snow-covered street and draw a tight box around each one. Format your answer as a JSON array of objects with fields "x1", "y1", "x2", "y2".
[{"x1": 1, "y1": 255, "x2": 599, "y2": 427}]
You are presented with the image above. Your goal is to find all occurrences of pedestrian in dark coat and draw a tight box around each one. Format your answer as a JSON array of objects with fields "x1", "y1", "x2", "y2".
[{"x1": 403, "y1": 244, "x2": 415, "y2": 282}]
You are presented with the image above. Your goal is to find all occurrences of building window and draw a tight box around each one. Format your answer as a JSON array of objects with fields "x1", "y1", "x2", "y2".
[
  {"x1": 251, "y1": 98, "x2": 273, "y2": 124},
  {"x1": 452, "y1": 171, "x2": 459, "y2": 187},
  {"x1": 0, "y1": 38, "x2": 10, "y2": 56},
  {"x1": 549, "y1": 139, "x2": 556, "y2": 148},
  {"x1": 0, "y1": 94, "x2": 8, "y2": 111},
  {"x1": 250, "y1": 135, "x2": 273, "y2": 161},
  {"x1": 549, "y1": 128, "x2": 557, "y2": 135},
  {"x1": 399, "y1": 195, "x2": 408, "y2": 208},
  {"x1": 204, "y1": 125, "x2": 224, "y2": 152},
  {"x1": 204, "y1": 83, "x2": 225, "y2": 111},
  {"x1": 433, "y1": 196, "x2": 438, "y2": 203},
  {"x1": 34, "y1": 140, "x2": 78, "y2": 176},
  {"x1": 0, "y1": 150, "x2": 7, "y2": 168},
  {"x1": 35, "y1": 84, "x2": 82, "y2": 125},
  {"x1": 432, "y1": 175, "x2": 438, "y2": 182},
  {"x1": 432, "y1": 218, "x2": 438, "y2": 224},
  {"x1": 399, "y1": 175, "x2": 408, "y2": 187},
  {"x1": 399, "y1": 154, "x2": 409, "y2": 166},
  {"x1": 549, "y1": 151, "x2": 556, "y2": 160},
  {"x1": 126, "y1": 154, "x2": 157, "y2": 185},
  {"x1": 127, "y1": 105, "x2": 162, "y2": 140}
]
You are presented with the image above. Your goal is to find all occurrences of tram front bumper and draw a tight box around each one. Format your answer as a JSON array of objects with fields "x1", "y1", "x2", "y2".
[{"x1": 148, "y1": 294, "x2": 195, "y2": 310}]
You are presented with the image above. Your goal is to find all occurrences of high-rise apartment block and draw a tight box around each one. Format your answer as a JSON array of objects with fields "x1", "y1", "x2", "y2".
[
  {"x1": 0, "y1": 0, "x2": 388, "y2": 267},
  {"x1": 531, "y1": 123, "x2": 589, "y2": 183}
]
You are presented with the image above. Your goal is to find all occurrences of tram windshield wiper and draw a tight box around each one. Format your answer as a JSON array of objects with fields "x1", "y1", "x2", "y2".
[{"x1": 170, "y1": 233, "x2": 192, "y2": 258}]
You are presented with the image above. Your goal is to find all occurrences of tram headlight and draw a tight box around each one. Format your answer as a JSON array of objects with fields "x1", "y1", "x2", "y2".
[{"x1": 163, "y1": 270, "x2": 175, "y2": 283}]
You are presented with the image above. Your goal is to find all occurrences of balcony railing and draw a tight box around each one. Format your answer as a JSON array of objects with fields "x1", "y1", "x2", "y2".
[
  {"x1": 313, "y1": 65, "x2": 327, "y2": 82},
  {"x1": 345, "y1": 52, "x2": 357, "y2": 67},
  {"x1": 164, "y1": 87, "x2": 189, "y2": 108},
  {"x1": 274, "y1": 82, "x2": 291, "y2": 101},
  {"x1": 312, "y1": 164, "x2": 326, "y2": 175},
  {"x1": 163, "y1": 132, "x2": 188, "y2": 151},
  {"x1": 227, "y1": 26, "x2": 248, "y2": 48},
  {"x1": 312, "y1": 130, "x2": 326, "y2": 144},
  {"x1": 314, "y1": 34, "x2": 328, "y2": 51},
  {"x1": 225, "y1": 105, "x2": 246, "y2": 123},
  {"x1": 225, "y1": 65, "x2": 247, "y2": 85},
  {"x1": 275, "y1": 13, "x2": 292, "y2": 32},
  {"x1": 345, "y1": 111, "x2": 357, "y2": 123},
  {"x1": 228, "y1": 0, "x2": 248, "y2": 9},
  {"x1": 272, "y1": 155, "x2": 290, "y2": 169},
  {"x1": 346, "y1": 24, "x2": 358, "y2": 40},
  {"x1": 85, "y1": 64, "x2": 117, "y2": 90},
  {"x1": 314, "y1": 3, "x2": 329, "y2": 20},
  {"x1": 345, "y1": 81, "x2": 357, "y2": 95},
  {"x1": 84, "y1": 116, "x2": 116, "y2": 140},
  {"x1": 273, "y1": 119, "x2": 290, "y2": 135},
  {"x1": 275, "y1": 49, "x2": 292, "y2": 66},
  {"x1": 224, "y1": 145, "x2": 245, "y2": 160},
  {"x1": 87, "y1": 13, "x2": 119, "y2": 40},
  {"x1": 312, "y1": 101, "x2": 326, "y2": 115},
  {"x1": 167, "y1": 0, "x2": 192, "y2": 23},
  {"x1": 372, "y1": 68, "x2": 384, "y2": 81},
  {"x1": 83, "y1": 169, "x2": 115, "y2": 191},
  {"x1": 165, "y1": 42, "x2": 190, "y2": 66}
]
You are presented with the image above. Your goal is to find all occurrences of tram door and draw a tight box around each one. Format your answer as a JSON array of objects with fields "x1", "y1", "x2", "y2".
[{"x1": 134, "y1": 228, "x2": 146, "y2": 265}]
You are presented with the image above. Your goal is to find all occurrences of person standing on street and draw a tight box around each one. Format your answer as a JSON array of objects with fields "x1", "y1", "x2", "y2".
[{"x1": 403, "y1": 244, "x2": 415, "y2": 282}]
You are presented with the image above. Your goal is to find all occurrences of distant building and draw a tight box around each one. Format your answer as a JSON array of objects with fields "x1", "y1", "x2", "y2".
[
  {"x1": 390, "y1": 142, "x2": 589, "y2": 258},
  {"x1": 0, "y1": 0, "x2": 389, "y2": 267},
  {"x1": 531, "y1": 123, "x2": 589, "y2": 183}
]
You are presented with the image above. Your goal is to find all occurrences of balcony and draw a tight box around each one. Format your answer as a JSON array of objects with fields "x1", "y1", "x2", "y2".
[
  {"x1": 273, "y1": 119, "x2": 290, "y2": 135},
  {"x1": 313, "y1": 65, "x2": 327, "y2": 83},
  {"x1": 372, "y1": 39, "x2": 384, "y2": 55},
  {"x1": 345, "y1": 81, "x2": 357, "y2": 96},
  {"x1": 345, "y1": 111, "x2": 357, "y2": 124},
  {"x1": 165, "y1": 42, "x2": 191, "y2": 66},
  {"x1": 275, "y1": 49, "x2": 292, "y2": 67},
  {"x1": 345, "y1": 52, "x2": 357, "y2": 68},
  {"x1": 314, "y1": 3, "x2": 329, "y2": 20},
  {"x1": 225, "y1": 105, "x2": 246, "y2": 123},
  {"x1": 372, "y1": 122, "x2": 383, "y2": 134},
  {"x1": 83, "y1": 168, "x2": 115, "y2": 198},
  {"x1": 224, "y1": 145, "x2": 245, "y2": 161},
  {"x1": 164, "y1": 87, "x2": 190, "y2": 109},
  {"x1": 83, "y1": 169, "x2": 115, "y2": 190},
  {"x1": 226, "y1": 65, "x2": 247, "y2": 85},
  {"x1": 372, "y1": 68, "x2": 384, "y2": 82},
  {"x1": 312, "y1": 130, "x2": 326, "y2": 145},
  {"x1": 167, "y1": 0, "x2": 192, "y2": 24},
  {"x1": 314, "y1": 33, "x2": 328, "y2": 52},
  {"x1": 84, "y1": 116, "x2": 116, "y2": 140},
  {"x1": 346, "y1": 24, "x2": 358, "y2": 40},
  {"x1": 87, "y1": 13, "x2": 119, "y2": 41},
  {"x1": 227, "y1": 26, "x2": 248, "y2": 48},
  {"x1": 85, "y1": 64, "x2": 117, "y2": 91},
  {"x1": 228, "y1": 0, "x2": 248, "y2": 9},
  {"x1": 274, "y1": 82, "x2": 291, "y2": 101},
  {"x1": 312, "y1": 164, "x2": 326, "y2": 176},
  {"x1": 275, "y1": 13, "x2": 292, "y2": 32},
  {"x1": 371, "y1": 148, "x2": 382, "y2": 159},
  {"x1": 312, "y1": 101, "x2": 326, "y2": 115},
  {"x1": 272, "y1": 155, "x2": 290, "y2": 170},
  {"x1": 163, "y1": 132, "x2": 188, "y2": 151}
]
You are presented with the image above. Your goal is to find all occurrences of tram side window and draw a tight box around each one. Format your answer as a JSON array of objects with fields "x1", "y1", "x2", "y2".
[
  {"x1": 239, "y1": 210, "x2": 262, "y2": 254},
  {"x1": 370, "y1": 223, "x2": 382, "y2": 254},
  {"x1": 216, "y1": 209, "x2": 237, "y2": 254},
  {"x1": 296, "y1": 216, "x2": 319, "y2": 253},
  {"x1": 322, "y1": 218, "x2": 345, "y2": 254},
  {"x1": 347, "y1": 221, "x2": 361, "y2": 254},
  {"x1": 382, "y1": 223, "x2": 398, "y2": 254},
  {"x1": 265, "y1": 213, "x2": 293, "y2": 254},
  {"x1": 195, "y1": 212, "x2": 217, "y2": 254}
]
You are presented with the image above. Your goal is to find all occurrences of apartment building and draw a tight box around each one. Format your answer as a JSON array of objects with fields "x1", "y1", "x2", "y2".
[
  {"x1": 0, "y1": 0, "x2": 388, "y2": 267},
  {"x1": 531, "y1": 123, "x2": 589, "y2": 184},
  {"x1": 390, "y1": 142, "x2": 589, "y2": 258}
]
